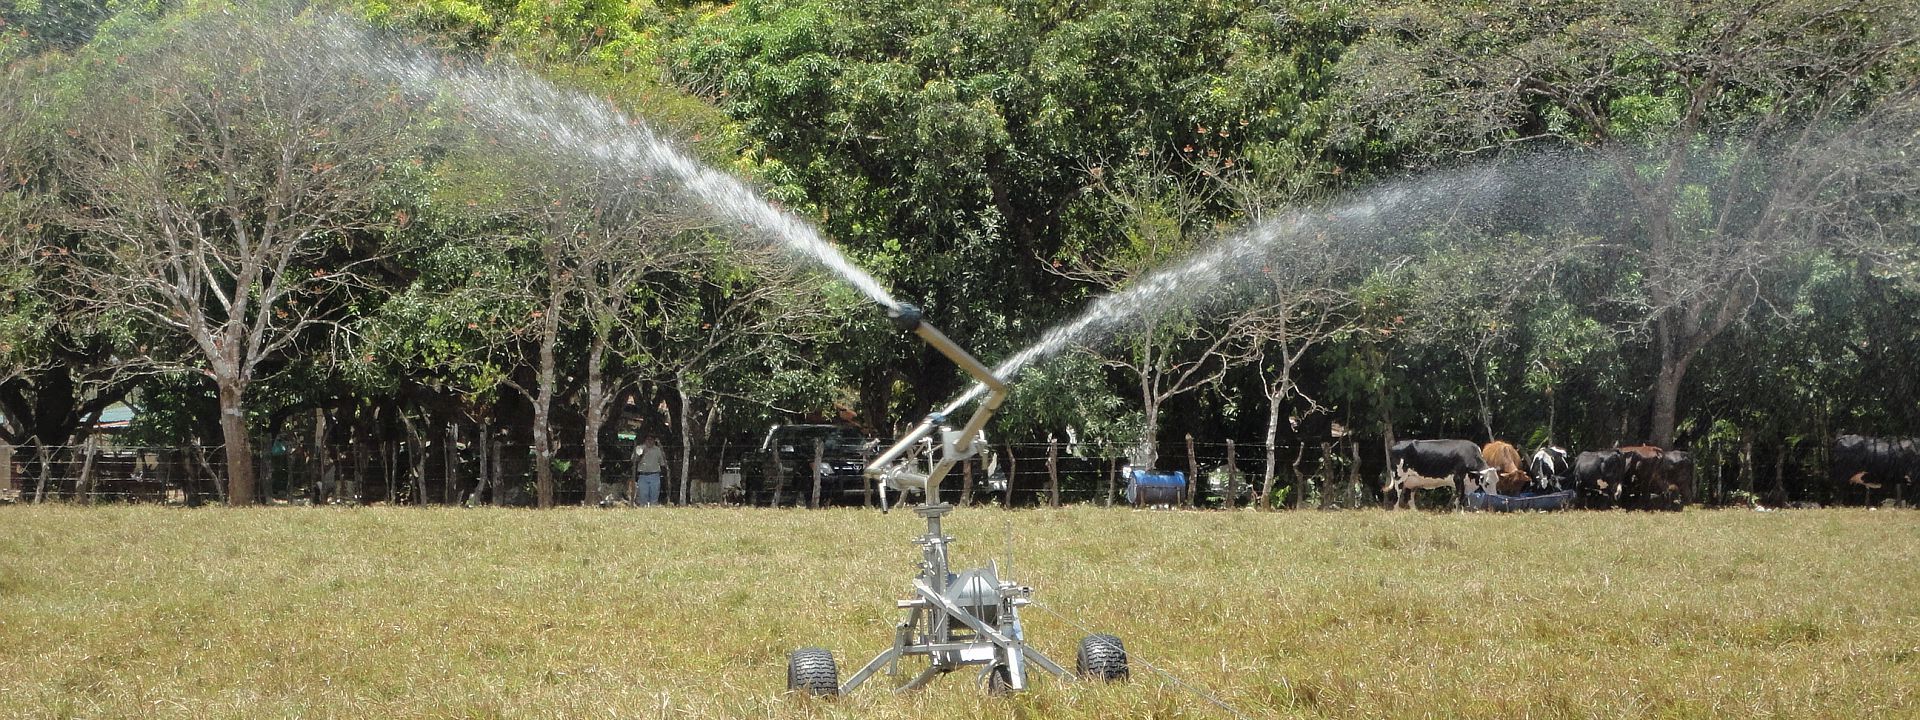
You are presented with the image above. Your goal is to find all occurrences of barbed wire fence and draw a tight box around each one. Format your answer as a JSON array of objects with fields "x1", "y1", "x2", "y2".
[{"x1": 0, "y1": 434, "x2": 1859, "y2": 507}]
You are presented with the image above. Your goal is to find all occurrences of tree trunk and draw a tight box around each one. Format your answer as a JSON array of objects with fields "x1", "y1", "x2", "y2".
[
  {"x1": 532, "y1": 350, "x2": 557, "y2": 509},
  {"x1": 490, "y1": 436, "x2": 505, "y2": 506},
  {"x1": 28, "y1": 440, "x2": 56, "y2": 504},
  {"x1": 352, "y1": 404, "x2": 372, "y2": 500},
  {"x1": 1470, "y1": 351, "x2": 1495, "y2": 442},
  {"x1": 218, "y1": 381, "x2": 255, "y2": 506},
  {"x1": 1648, "y1": 351, "x2": 1694, "y2": 449},
  {"x1": 192, "y1": 440, "x2": 228, "y2": 505},
  {"x1": 1368, "y1": 346, "x2": 1396, "y2": 495},
  {"x1": 1544, "y1": 385, "x2": 1558, "y2": 446},
  {"x1": 383, "y1": 439, "x2": 397, "y2": 505},
  {"x1": 1739, "y1": 436, "x2": 1755, "y2": 494},
  {"x1": 582, "y1": 335, "x2": 608, "y2": 506},
  {"x1": 1769, "y1": 439, "x2": 1789, "y2": 506},
  {"x1": 399, "y1": 412, "x2": 429, "y2": 506},
  {"x1": 443, "y1": 422, "x2": 458, "y2": 505},
  {"x1": 311, "y1": 409, "x2": 329, "y2": 503},
  {"x1": 1138, "y1": 399, "x2": 1161, "y2": 471},
  {"x1": 1262, "y1": 397, "x2": 1282, "y2": 511},
  {"x1": 859, "y1": 367, "x2": 890, "y2": 434},
  {"x1": 677, "y1": 383, "x2": 699, "y2": 506},
  {"x1": 75, "y1": 433, "x2": 99, "y2": 504}
]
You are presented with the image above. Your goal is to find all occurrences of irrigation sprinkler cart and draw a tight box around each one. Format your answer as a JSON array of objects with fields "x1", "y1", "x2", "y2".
[{"x1": 786, "y1": 304, "x2": 1130, "y2": 696}]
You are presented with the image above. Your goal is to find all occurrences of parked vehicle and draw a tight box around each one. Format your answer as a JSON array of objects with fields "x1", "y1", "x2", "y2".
[{"x1": 736, "y1": 424, "x2": 877, "y2": 505}]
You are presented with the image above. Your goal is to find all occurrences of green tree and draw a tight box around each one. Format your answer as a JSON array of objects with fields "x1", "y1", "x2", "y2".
[
  {"x1": 56, "y1": 7, "x2": 416, "y2": 504},
  {"x1": 669, "y1": 0, "x2": 1357, "y2": 429},
  {"x1": 1337, "y1": 0, "x2": 1920, "y2": 448}
]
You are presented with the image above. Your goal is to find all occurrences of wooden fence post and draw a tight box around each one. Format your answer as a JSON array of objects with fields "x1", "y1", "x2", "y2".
[
  {"x1": 767, "y1": 445, "x2": 783, "y2": 507},
  {"x1": 811, "y1": 439, "x2": 824, "y2": 509},
  {"x1": 1004, "y1": 443, "x2": 1017, "y2": 509},
  {"x1": 1047, "y1": 438, "x2": 1060, "y2": 508},
  {"x1": 1290, "y1": 443, "x2": 1306, "y2": 510},
  {"x1": 1318, "y1": 442, "x2": 1334, "y2": 509},
  {"x1": 960, "y1": 458, "x2": 974, "y2": 506},
  {"x1": 1107, "y1": 458, "x2": 1117, "y2": 507},
  {"x1": 1185, "y1": 434, "x2": 1198, "y2": 509},
  {"x1": 443, "y1": 423, "x2": 457, "y2": 505},
  {"x1": 76, "y1": 435, "x2": 99, "y2": 504},
  {"x1": 1225, "y1": 439, "x2": 1237, "y2": 511},
  {"x1": 1349, "y1": 439, "x2": 1363, "y2": 506}
]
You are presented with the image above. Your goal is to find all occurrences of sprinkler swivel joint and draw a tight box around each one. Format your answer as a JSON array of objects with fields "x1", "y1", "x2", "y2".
[{"x1": 888, "y1": 303, "x2": 924, "y2": 332}]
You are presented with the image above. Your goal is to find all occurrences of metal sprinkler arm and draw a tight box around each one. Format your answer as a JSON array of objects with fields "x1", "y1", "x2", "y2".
[{"x1": 865, "y1": 304, "x2": 1010, "y2": 495}]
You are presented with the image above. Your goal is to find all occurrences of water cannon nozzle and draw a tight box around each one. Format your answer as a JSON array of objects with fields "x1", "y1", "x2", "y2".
[{"x1": 888, "y1": 303, "x2": 923, "y2": 332}]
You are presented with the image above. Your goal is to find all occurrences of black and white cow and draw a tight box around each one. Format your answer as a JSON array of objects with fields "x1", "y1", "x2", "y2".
[
  {"x1": 1528, "y1": 446, "x2": 1571, "y2": 493},
  {"x1": 1386, "y1": 439, "x2": 1494, "y2": 510},
  {"x1": 1570, "y1": 449, "x2": 1630, "y2": 508}
]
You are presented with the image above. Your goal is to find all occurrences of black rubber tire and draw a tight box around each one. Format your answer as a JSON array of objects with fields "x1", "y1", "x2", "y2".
[
  {"x1": 1076, "y1": 634, "x2": 1130, "y2": 681},
  {"x1": 786, "y1": 648, "x2": 840, "y2": 696},
  {"x1": 985, "y1": 664, "x2": 1014, "y2": 695}
]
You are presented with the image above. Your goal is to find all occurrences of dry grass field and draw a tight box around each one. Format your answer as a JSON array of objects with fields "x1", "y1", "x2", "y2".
[{"x1": 2, "y1": 505, "x2": 1918, "y2": 719}]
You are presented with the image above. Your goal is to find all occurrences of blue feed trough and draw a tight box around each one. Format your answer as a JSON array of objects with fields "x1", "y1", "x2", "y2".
[
  {"x1": 1466, "y1": 489, "x2": 1576, "y2": 512},
  {"x1": 1125, "y1": 469, "x2": 1186, "y2": 508}
]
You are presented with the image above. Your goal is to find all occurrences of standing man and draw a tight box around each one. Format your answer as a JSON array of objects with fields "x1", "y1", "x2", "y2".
[{"x1": 634, "y1": 435, "x2": 666, "y2": 506}]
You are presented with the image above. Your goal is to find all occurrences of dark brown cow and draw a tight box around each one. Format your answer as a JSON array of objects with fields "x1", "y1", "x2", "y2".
[
  {"x1": 1480, "y1": 441, "x2": 1531, "y2": 495},
  {"x1": 1617, "y1": 445, "x2": 1686, "y2": 511}
]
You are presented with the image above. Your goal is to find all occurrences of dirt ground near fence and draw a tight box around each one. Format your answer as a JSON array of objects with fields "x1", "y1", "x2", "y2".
[{"x1": 2, "y1": 505, "x2": 1917, "y2": 719}]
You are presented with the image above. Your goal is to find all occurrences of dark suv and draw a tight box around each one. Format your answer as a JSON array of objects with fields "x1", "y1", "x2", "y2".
[{"x1": 737, "y1": 424, "x2": 877, "y2": 505}]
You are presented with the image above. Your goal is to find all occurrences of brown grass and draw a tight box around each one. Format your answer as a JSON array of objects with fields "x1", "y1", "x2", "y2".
[{"x1": 2, "y1": 505, "x2": 1917, "y2": 718}]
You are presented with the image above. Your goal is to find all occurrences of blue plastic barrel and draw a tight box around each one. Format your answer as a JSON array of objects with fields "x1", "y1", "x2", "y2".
[{"x1": 1125, "y1": 469, "x2": 1186, "y2": 507}]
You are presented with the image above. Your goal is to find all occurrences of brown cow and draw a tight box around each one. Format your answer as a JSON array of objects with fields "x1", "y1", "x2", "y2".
[
  {"x1": 1616, "y1": 445, "x2": 1684, "y2": 511},
  {"x1": 1481, "y1": 441, "x2": 1531, "y2": 495}
]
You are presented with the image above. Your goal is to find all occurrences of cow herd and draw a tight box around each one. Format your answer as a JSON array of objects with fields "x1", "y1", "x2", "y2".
[
  {"x1": 1384, "y1": 433, "x2": 1920, "y2": 510},
  {"x1": 1831, "y1": 434, "x2": 1920, "y2": 501},
  {"x1": 1386, "y1": 439, "x2": 1691, "y2": 511}
]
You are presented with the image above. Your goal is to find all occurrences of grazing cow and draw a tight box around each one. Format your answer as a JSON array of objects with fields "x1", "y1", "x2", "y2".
[
  {"x1": 1615, "y1": 445, "x2": 1667, "y2": 511},
  {"x1": 1480, "y1": 441, "x2": 1531, "y2": 494},
  {"x1": 1831, "y1": 434, "x2": 1920, "y2": 504},
  {"x1": 1570, "y1": 449, "x2": 1630, "y2": 508},
  {"x1": 1528, "y1": 446, "x2": 1571, "y2": 493},
  {"x1": 1386, "y1": 439, "x2": 1493, "y2": 510},
  {"x1": 1656, "y1": 450, "x2": 1693, "y2": 510}
]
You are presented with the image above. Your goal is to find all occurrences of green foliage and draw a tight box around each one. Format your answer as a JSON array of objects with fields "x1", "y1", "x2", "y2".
[
  {"x1": 997, "y1": 351, "x2": 1139, "y2": 454},
  {"x1": 0, "y1": 0, "x2": 1915, "y2": 505}
]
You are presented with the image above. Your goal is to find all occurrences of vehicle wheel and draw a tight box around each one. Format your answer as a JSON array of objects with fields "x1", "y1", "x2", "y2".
[
  {"x1": 985, "y1": 664, "x2": 1014, "y2": 695},
  {"x1": 1076, "y1": 634, "x2": 1129, "y2": 681},
  {"x1": 786, "y1": 648, "x2": 839, "y2": 696}
]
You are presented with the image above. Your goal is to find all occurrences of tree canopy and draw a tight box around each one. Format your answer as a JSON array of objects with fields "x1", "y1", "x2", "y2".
[{"x1": 1, "y1": 0, "x2": 1915, "y2": 506}]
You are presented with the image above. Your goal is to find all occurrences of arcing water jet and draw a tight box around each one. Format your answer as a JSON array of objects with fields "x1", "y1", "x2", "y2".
[{"x1": 314, "y1": 18, "x2": 899, "y2": 311}]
